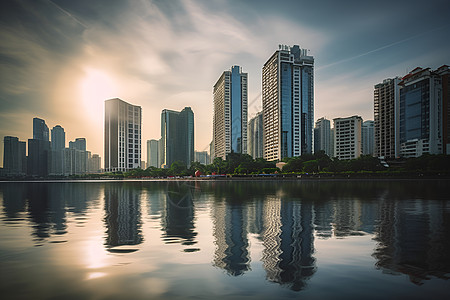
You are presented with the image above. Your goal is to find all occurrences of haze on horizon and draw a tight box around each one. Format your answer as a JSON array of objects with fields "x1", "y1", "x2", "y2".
[{"x1": 1, "y1": 0, "x2": 449, "y2": 167}]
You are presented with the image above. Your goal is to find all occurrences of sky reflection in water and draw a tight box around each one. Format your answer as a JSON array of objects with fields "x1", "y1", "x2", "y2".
[{"x1": 0, "y1": 180, "x2": 449, "y2": 299}]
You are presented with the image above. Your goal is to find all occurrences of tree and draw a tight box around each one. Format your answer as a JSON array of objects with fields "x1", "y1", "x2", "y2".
[
  {"x1": 189, "y1": 161, "x2": 206, "y2": 176},
  {"x1": 212, "y1": 157, "x2": 227, "y2": 174},
  {"x1": 303, "y1": 160, "x2": 318, "y2": 173},
  {"x1": 169, "y1": 161, "x2": 188, "y2": 176}
]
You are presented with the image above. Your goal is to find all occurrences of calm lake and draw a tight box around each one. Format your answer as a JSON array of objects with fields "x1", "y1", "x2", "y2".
[{"x1": 0, "y1": 180, "x2": 449, "y2": 299}]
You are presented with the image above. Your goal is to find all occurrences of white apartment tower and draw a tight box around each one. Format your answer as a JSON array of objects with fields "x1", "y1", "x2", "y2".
[
  {"x1": 105, "y1": 98, "x2": 142, "y2": 171},
  {"x1": 314, "y1": 117, "x2": 333, "y2": 157},
  {"x1": 262, "y1": 45, "x2": 314, "y2": 161},
  {"x1": 213, "y1": 65, "x2": 248, "y2": 160},
  {"x1": 333, "y1": 116, "x2": 362, "y2": 160}
]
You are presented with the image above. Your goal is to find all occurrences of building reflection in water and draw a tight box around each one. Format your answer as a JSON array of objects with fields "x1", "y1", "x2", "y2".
[
  {"x1": 212, "y1": 196, "x2": 250, "y2": 276},
  {"x1": 161, "y1": 182, "x2": 197, "y2": 246},
  {"x1": 261, "y1": 191, "x2": 316, "y2": 291},
  {"x1": 104, "y1": 184, "x2": 143, "y2": 251},
  {"x1": 1, "y1": 182, "x2": 99, "y2": 244},
  {"x1": 2, "y1": 180, "x2": 449, "y2": 290},
  {"x1": 373, "y1": 195, "x2": 450, "y2": 284}
]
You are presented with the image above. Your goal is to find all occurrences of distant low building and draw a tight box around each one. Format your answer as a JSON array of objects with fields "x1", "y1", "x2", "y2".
[
  {"x1": 333, "y1": 116, "x2": 362, "y2": 160},
  {"x1": 248, "y1": 112, "x2": 264, "y2": 159},
  {"x1": 194, "y1": 151, "x2": 209, "y2": 165},
  {"x1": 3, "y1": 136, "x2": 26, "y2": 176},
  {"x1": 147, "y1": 139, "x2": 160, "y2": 168},
  {"x1": 362, "y1": 120, "x2": 375, "y2": 156},
  {"x1": 314, "y1": 117, "x2": 333, "y2": 157}
]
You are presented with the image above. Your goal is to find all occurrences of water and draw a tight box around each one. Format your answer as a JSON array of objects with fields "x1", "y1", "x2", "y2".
[{"x1": 0, "y1": 180, "x2": 449, "y2": 299}]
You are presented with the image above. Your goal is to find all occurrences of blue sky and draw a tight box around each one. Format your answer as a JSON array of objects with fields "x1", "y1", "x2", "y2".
[{"x1": 1, "y1": 0, "x2": 449, "y2": 166}]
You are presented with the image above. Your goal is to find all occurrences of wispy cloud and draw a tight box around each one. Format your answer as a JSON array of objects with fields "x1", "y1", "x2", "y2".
[{"x1": 0, "y1": 0, "x2": 449, "y2": 166}]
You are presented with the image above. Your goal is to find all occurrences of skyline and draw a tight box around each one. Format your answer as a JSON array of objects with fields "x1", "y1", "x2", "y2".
[{"x1": 1, "y1": 0, "x2": 449, "y2": 167}]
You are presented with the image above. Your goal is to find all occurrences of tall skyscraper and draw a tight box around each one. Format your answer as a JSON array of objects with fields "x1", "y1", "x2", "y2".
[
  {"x1": 248, "y1": 112, "x2": 264, "y2": 159},
  {"x1": 51, "y1": 125, "x2": 65, "y2": 151},
  {"x1": 3, "y1": 136, "x2": 26, "y2": 176},
  {"x1": 28, "y1": 117, "x2": 50, "y2": 176},
  {"x1": 374, "y1": 77, "x2": 401, "y2": 159},
  {"x1": 33, "y1": 117, "x2": 49, "y2": 141},
  {"x1": 147, "y1": 139, "x2": 160, "y2": 168},
  {"x1": 314, "y1": 117, "x2": 333, "y2": 157},
  {"x1": 49, "y1": 125, "x2": 66, "y2": 175},
  {"x1": 213, "y1": 65, "x2": 248, "y2": 159},
  {"x1": 333, "y1": 116, "x2": 362, "y2": 160},
  {"x1": 262, "y1": 45, "x2": 314, "y2": 161},
  {"x1": 160, "y1": 107, "x2": 194, "y2": 168},
  {"x1": 105, "y1": 98, "x2": 142, "y2": 172},
  {"x1": 399, "y1": 67, "x2": 444, "y2": 157},
  {"x1": 362, "y1": 120, "x2": 375, "y2": 156}
]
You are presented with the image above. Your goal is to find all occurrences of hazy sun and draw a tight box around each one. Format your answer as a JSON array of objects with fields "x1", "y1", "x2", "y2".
[{"x1": 80, "y1": 67, "x2": 117, "y2": 120}]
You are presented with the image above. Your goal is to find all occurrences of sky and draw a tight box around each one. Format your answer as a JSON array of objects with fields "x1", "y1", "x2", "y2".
[{"x1": 1, "y1": 0, "x2": 449, "y2": 167}]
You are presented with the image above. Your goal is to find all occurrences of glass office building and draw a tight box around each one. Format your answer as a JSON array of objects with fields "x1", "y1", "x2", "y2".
[
  {"x1": 213, "y1": 66, "x2": 248, "y2": 160},
  {"x1": 161, "y1": 107, "x2": 194, "y2": 168},
  {"x1": 262, "y1": 45, "x2": 314, "y2": 161}
]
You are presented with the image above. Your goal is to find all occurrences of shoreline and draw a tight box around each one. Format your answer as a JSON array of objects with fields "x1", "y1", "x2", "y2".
[{"x1": 1, "y1": 174, "x2": 450, "y2": 183}]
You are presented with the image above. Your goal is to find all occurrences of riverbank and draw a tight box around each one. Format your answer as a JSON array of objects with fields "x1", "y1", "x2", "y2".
[{"x1": 1, "y1": 171, "x2": 450, "y2": 181}]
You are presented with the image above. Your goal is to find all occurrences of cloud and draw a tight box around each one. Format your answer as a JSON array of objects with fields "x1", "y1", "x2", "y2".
[{"x1": 1, "y1": 0, "x2": 449, "y2": 167}]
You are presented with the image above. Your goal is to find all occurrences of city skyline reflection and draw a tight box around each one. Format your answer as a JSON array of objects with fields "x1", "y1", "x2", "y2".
[{"x1": 1, "y1": 180, "x2": 449, "y2": 299}]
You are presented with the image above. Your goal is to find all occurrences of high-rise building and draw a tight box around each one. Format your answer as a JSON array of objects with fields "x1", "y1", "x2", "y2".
[
  {"x1": 33, "y1": 117, "x2": 49, "y2": 141},
  {"x1": 333, "y1": 116, "x2": 362, "y2": 160},
  {"x1": 213, "y1": 65, "x2": 248, "y2": 159},
  {"x1": 209, "y1": 140, "x2": 214, "y2": 164},
  {"x1": 51, "y1": 125, "x2": 65, "y2": 151},
  {"x1": 362, "y1": 120, "x2": 375, "y2": 156},
  {"x1": 89, "y1": 154, "x2": 101, "y2": 173},
  {"x1": 105, "y1": 98, "x2": 142, "y2": 172},
  {"x1": 436, "y1": 65, "x2": 449, "y2": 154},
  {"x1": 374, "y1": 77, "x2": 401, "y2": 159},
  {"x1": 3, "y1": 136, "x2": 26, "y2": 176},
  {"x1": 262, "y1": 45, "x2": 314, "y2": 161},
  {"x1": 28, "y1": 117, "x2": 50, "y2": 176},
  {"x1": 314, "y1": 117, "x2": 333, "y2": 157},
  {"x1": 248, "y1": 112, "x2": 264, "y2": 159},
  {"x1": 147, "y1": 139, "x2": 160, "y2": 168},
  {"x1": 67, "y1": 138, "x2": 88, "y2": 174},
  {"x1": 49, "y1": 125, "x2": 65, "y2": 175},
  {"x1": 160, "y1": 107, "x2": 194, "y2": 168},
  {"x1": 399, "y1": 67, "x2": 444, "y2": 157},
  {"x1": 194, "y1": 151, "x2": 209, "y2": 165},
  {"x1": 69, "y1": 138, "x2": 86, "y2": 151}
]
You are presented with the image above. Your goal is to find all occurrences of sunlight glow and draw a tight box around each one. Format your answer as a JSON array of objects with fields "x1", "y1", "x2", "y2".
[
  {"x1": 80, "y1": 68, "x2": 117, "y2": 120},
  {"x1": 85, "y1": 236, "x2": 108, "y2": 269},
  {"x1": 86, "y1": 272, "x2": 107, "y2": 280}
]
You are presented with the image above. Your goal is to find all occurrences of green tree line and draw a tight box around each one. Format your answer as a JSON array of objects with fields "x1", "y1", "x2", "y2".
[
  {"x1": 61, "y1": 152, "x2": 449, "y2": 179},
  {"x1": 116, "y1": 152, "x2": 450, "y2": 178}
]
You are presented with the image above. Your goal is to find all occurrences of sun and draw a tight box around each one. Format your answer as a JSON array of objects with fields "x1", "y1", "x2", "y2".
[{"x1": 80, "y1": 67, "x2": 117, "y2": 120}]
